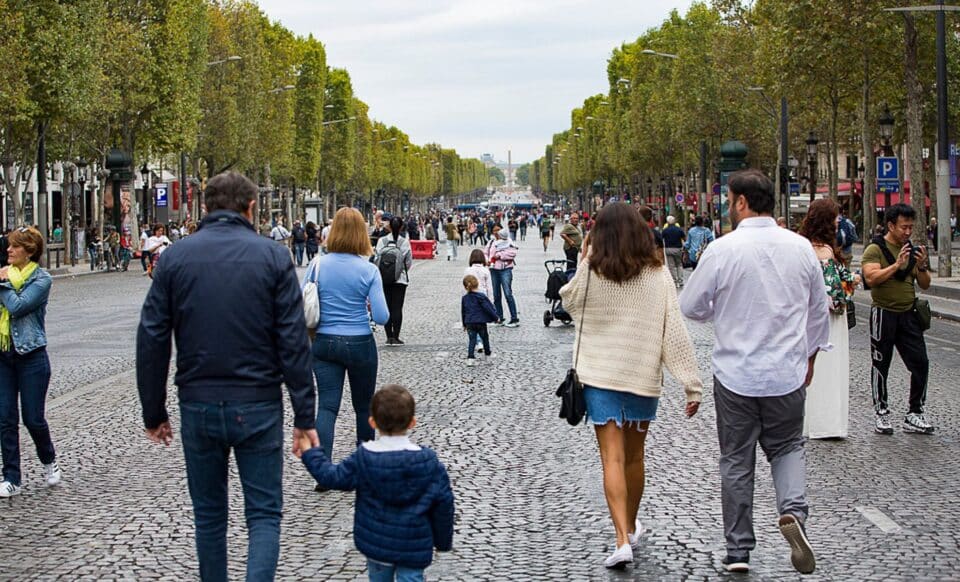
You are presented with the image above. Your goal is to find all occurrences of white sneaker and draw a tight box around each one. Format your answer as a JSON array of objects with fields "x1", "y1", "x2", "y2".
[
  {"x1": 603, "y1": 543, "x2": 633, "y2": 569},
  {"x1": 0, "y1": 481, "x2": 21, "y2": 497},
  {"x1": 43, "y1": 461, "x2": 62, "y2": 486},
  {"x1": 466, "y1": 358, "x2": 478, "y2": 367},
  {"x1": 628, "y1": 518, "x2": 645, "y2": 550}
]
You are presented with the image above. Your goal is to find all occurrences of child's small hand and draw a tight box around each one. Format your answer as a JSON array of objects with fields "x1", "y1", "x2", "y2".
[{"x1": 298, "y1": 434, "x2": 314, "y2": 456}]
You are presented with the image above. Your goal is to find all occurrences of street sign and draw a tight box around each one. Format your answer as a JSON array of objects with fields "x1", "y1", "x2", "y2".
[
  {"x1": 789, "y1": 182, "x2": 801, "y2": 195},
  {"x1": 877, "y1": 180, "x2": 900, "y2": 194},
  {"x1": 675, "y1": 193, "x2": 684, "y2": 204},
  {"x1": 877, "y1": 156, "x2": 899, "y2": 181},
  {"x1": 155, "y1": 184, "x2": 168, "y2": 208}
]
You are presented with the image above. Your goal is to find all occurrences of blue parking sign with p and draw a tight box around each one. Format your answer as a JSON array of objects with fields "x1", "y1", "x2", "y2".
[{"x1": 877, "y1": 157, "x2": 899, "y2": 181}]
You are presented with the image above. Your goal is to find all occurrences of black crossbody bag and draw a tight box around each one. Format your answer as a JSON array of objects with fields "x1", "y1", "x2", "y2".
[{"x1": 556, "y1": 269, "x2": 591, "y2": 426}]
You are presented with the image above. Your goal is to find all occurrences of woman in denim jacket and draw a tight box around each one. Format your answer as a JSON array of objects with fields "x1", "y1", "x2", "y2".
[{"x1": 0, "y1": 227, "x2": 61, "y2": 497}]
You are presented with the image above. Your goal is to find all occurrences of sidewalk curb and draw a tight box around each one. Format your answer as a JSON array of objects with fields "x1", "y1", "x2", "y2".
[
  {"x1": 931, "y1": 308, "x2": 960, "y2": 325},
  {"x1": 50, "y1": 269, "x2": 130, "y2": 281}
]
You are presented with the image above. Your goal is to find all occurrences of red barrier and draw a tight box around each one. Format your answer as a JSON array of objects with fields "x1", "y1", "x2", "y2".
[{"x1": 410, "y1": 239, "x2": 437, "y2": 260}]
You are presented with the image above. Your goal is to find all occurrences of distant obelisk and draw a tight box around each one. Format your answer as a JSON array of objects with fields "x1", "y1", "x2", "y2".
[{"x1": 507, "y1": 150, "x2": 512, "y2": 196}]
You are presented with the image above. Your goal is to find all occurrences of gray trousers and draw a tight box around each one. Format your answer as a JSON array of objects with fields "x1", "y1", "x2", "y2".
[
  {"x1": 665, "y1": 247, "x2": 684, "y2": 287},
  {"x1": 714, "y1": 379, "x2": 808, "y2": 557}
]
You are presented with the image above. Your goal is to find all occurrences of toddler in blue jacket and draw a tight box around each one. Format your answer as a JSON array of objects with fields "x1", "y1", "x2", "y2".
[
  {"x1": 300, "y1": 384, "x2": 455, "y2": 581},
  {"x1": 461, "y1": 274, "x2": 499, "y2": 366}
]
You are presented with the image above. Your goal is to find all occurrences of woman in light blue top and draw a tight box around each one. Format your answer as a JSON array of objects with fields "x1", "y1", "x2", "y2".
[{"x1": 302, "y1": 208, "x2": 389, "y2": 481}]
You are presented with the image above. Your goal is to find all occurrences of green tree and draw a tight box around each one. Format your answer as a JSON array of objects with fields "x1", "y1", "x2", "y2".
[{"x1": 293, "y1": 35, "x2": 326, "y2": 187}]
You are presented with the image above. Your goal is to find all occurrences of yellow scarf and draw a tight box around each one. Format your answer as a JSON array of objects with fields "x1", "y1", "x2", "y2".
[{"x1": 0, "y1": 262, "x2": 38, "y2": 351}]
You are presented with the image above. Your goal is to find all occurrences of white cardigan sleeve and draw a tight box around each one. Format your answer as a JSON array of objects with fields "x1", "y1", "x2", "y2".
[{"x1": 659, "y1": 268, "x2": 704, "y2": 402}]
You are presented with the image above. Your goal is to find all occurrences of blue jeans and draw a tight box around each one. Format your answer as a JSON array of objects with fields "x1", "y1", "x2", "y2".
[
  {"x1": 294, "y1": 242, "x2": 305, "y2": 266},
  {"x1": 312, "y1": 334, "x2": 378, "y2": 460},
  {"x1": 367, "y1": 559, "x2": 424, "y2": 582},
  {"x1": 490, "y1": 268, "x2": 518, "y2": 322},
  {"x1": 179, "y1": 400, "x2": 284, "y2": 582},
  {"x1": 466, "y1": 324, "x2": 491, "y2": 358},
  {"x1": 0, "y1": 348, "x2": 55, "y2": 486}
]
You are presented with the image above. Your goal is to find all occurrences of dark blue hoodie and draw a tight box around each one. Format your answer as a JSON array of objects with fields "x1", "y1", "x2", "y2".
[{"x1": 301, "y1": 443, "x2": 455, "y2": 569}]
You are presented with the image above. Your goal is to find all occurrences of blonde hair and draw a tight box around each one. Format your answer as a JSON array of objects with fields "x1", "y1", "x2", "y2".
[
  {"x1": 463, "y1": 274, "x2": 479, "y2": 291},
  {"x1": 326, "y1": 208, "x2": 373, "y2": 256}
]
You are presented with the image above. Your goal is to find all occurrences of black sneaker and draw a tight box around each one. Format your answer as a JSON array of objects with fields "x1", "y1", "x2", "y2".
[
  {"x1": 385, "y1": 338, "x2": 397, "y2": 346},
  {"x1": 721, "y1": 554, "x2": 749, "y2": 573},
  {"x1": 778, "y1": 514, "x2": 816, "y2": 574},
  {"x1": 394, "y1": 338, "x2": 405, "y2": 345},
  {"x1": 505, "y1": 319, "x2": 520, "y2": 328}
]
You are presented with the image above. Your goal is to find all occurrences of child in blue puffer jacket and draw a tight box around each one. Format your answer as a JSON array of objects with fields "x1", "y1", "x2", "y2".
[{"x1": 300, "y1": 384, "x2": 455, "y2": 581}]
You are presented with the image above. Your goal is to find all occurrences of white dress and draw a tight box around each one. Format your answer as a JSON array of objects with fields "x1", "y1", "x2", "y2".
[{"x1": 803, "y1": 310, "x2": 850, "y2": 439}]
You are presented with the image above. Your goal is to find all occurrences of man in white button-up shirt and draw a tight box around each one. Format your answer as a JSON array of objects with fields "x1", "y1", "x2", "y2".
[{"x1": 680, "y1": 169, "x2": 830, "y2": 575}]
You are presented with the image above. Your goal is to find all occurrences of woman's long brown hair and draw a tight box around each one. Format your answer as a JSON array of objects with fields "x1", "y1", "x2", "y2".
[
  {"x1": 588, "y1": 202, "x2": 662, "y2": 283},
  {"x1": 798, "y1": 198, "x2": 842, "y2": 264}
]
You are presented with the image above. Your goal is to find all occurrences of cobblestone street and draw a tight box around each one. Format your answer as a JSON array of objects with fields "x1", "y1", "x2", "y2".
[{"x1": 1, "y1": 234, "x2": 959, "y2": 581}]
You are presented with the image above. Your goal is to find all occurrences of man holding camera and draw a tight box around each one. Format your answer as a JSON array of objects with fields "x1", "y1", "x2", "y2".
[{"x1": 862, "y1": 203, "x2": 934, "y2": 435}]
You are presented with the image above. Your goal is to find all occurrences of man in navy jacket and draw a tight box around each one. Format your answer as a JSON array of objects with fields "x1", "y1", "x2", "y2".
[{"x1": 136, "y1": 171, "x2": 318, "y2": 582}]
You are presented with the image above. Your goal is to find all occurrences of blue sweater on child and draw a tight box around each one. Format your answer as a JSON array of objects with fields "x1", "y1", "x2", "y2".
[
  {"x1": 461, "y1": 291, "x2": 499, "y2": 325},
  {"x1": 301, "y1": 437, "x2": 455, "y2": 569}
]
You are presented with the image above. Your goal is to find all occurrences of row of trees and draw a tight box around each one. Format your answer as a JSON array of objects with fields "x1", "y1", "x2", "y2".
[
  {"x1": 0, "y1": 0, "x2": 487, "y2": 226},
  {"x1": 529, "y1": 0, "x2": 959, "y2": 237}
]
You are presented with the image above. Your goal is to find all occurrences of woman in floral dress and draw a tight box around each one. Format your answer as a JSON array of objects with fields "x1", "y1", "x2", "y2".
[{"x1": 799, "y1": 199, "x2": 860, "y2": 439}]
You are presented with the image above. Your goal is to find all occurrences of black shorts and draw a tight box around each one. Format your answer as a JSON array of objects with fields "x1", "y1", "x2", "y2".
[{"x1": 541, "y1": 230, "x2": 551, "y2": 238}]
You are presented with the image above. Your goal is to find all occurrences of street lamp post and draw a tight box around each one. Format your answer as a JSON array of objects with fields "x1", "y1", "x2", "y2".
[
  {"x1": 139, "y1": 164, "x2": 150, "y2": 226},
  {"x1": 878, "y1": 105, "x2": 895, "y2": 210},
  {"x1": 806, "y1": 132, "x2": 819, "y2": 203},
  {"x1": 75, "y1": 158, "x2": 87, "y2": 229}
]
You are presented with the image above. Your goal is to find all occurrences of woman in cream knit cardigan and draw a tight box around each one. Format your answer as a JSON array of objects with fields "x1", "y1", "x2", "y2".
[{"x1": 559, "y1": 202, "x2": 703, "y2": 570}]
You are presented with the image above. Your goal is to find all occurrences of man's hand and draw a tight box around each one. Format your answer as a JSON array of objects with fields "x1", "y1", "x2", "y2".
[
  {"x1": 896, "y1": 244, "x2": 912, "y2": 268},
  {"x1": 292, "y1": 428, "x2": 319, "y2": 458},
  {"x1": 145, "y1": 421, "x2": 174, "y2": 446},
  {"x1": 685, "y1": 401, "x2": 700, "y2": 418},
  {"x1": 0, "y1": 266, "x2": 8, "y2": 281},
  {"x1": 802, "y1": 353, "x2": 818, "y2": 388},
  {"x1": 915, "y1": 244, "x2": 929, "y2": 270}
]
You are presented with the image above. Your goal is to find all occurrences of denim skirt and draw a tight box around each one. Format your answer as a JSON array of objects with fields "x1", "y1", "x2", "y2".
[{"x1": 583, "y1": 384, "x2": 659, "y2": 427}]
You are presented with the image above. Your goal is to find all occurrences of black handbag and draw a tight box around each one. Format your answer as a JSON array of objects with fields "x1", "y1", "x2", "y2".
[
  {"x1": 915, "y1": 298, "x2": 932, "y2": 331},
  {"x1": 846, "y1": 300, "x2": 856, "y2": 330},
  {"x1": 556, "y1": 269, "x2": 591, "y2": 426}
]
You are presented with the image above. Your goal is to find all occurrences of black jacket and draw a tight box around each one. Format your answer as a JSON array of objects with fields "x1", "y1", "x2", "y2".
[{"x1": 136, "y1": 210, "x2": 315, "y2": 430}]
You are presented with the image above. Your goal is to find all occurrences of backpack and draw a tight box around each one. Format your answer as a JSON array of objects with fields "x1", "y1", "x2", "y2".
[
  {"x1": 545, "y1": 270, "x2": 568, "y2": 300},
  {"x1": 377, "y1": 239, "x2": 406, "y2": 285}
]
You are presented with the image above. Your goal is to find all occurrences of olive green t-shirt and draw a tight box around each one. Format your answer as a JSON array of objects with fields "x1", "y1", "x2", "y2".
[
  {"x1": 861, "y1": 239, "x2": 917, "y2": 312},
  {"x1": 560, "y1": 223, "x2": 583, "y2": 250}
]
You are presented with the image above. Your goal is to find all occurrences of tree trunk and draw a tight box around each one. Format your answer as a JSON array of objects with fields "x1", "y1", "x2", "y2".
[
  {"x1": 862, "y1": 49, "x2": 877, "y2": 239},
  {"x1": 903, "y1": 13, "x2": 927, "y2": 244},
  {"x1": 830, "y1": 102, "x2": 840, "y2": 201}
]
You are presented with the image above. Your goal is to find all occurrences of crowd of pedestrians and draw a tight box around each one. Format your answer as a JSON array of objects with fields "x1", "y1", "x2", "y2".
[{"x1": 0, "y1": 166, "x2": 911, "y2": 580}]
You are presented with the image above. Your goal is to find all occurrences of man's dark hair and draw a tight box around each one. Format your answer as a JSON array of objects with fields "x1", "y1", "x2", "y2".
[
  {"x1": 371, "y1": 384, "x2": 415, "y2": 434},
  {"x1": 884, "y1": 203, "x2": 916, "y2": 227},
  {"x1": 728, "y1": 169, "x2": 775, "y2": 215},
  {"x1": 204, "y1": 171, "x2": 258, "y2": 214},
  {"x1": 694, "y1": 216, "x2": 704, "y2": 227}
]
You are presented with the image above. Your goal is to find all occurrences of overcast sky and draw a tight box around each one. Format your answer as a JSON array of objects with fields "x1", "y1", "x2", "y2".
[{"x1": 254, "y1": 0, "x2": 695, "y2": 165}]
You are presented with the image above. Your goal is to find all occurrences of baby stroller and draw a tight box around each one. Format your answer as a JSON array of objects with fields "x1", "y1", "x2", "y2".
[{"x1": 543, "y1": 260, "x2": 576, "y2": 327}]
